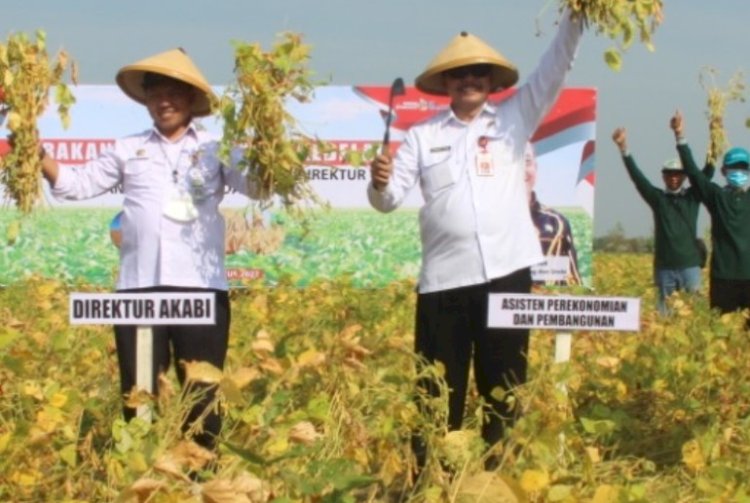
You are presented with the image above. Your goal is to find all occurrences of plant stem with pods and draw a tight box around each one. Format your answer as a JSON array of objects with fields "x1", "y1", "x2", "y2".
[
  {"x1": 0, "y1": 30, "x2": 76, "y2": 214},
  {"x1": 543, "y1": 0, "x2": 664, "y2": 71},
  {"x1": 700, "y1": 67, "x2": 746, "y2": 166},
  {"x1": 219, "y1": 33, "x2": 331, "y2": 219}
]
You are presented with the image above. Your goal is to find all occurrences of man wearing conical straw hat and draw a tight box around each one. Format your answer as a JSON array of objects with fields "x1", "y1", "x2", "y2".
[
  {"x1": 368, "y1": 10, "x2": 585, "y2": 470},
  {"x1": 40, "y1": 48, "x2": 259, "y2": 453}
]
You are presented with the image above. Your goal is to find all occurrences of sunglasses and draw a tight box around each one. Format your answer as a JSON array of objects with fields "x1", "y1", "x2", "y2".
[{"x1": 445, "y1": 64, "x2": 492, "y2": 79}]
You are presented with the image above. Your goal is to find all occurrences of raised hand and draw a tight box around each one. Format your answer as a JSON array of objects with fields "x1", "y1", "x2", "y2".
[
  {"x1": 611, "y1": 127, "x2": 627, "y2": 154},
  {"x1": 669, "y1": 110, "x2": 684, "y2": 139}
]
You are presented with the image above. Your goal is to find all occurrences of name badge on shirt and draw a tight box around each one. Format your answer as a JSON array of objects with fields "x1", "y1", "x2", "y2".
[{"x1": 430, "y1": 145, "x2": 451, "y2": 154}]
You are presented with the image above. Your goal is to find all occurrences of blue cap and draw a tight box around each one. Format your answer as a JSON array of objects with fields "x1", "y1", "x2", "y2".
[{"x1": 723, "y1": 147, "x2": 750, "y2": 169}]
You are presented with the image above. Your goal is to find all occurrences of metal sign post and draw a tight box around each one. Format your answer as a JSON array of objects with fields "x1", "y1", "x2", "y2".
[
  {"x1": 135, "y1": 326, "x2": 154, "y2": 421},
  {"x1": 554, "y1": 332, "x2": 573, "y2": 364},
  {"x1": 554, "y1": 331, "x2": 573, "y2": 400}
]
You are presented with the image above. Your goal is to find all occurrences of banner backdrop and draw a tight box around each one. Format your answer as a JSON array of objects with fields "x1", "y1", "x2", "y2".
[{"x1": 0, "y1": 85, "x2": 596, "y2": 288}]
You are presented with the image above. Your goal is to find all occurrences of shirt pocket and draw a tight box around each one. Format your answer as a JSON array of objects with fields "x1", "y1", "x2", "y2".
[
  {"x1": 122, "y1": 158, "x2": 152, "y2": 190},
  {"x1": 420, "y1": 150, "x2": 455, "y2": 194},
  {"x1": 124, "y1": 157, "x2": 151, "y2": 176}
]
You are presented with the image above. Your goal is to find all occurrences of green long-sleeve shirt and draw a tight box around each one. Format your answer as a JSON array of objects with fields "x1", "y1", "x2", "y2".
[
  {"x1": 622, "y1": 153, "x2": 712, "y2": 269},
  {"x1": 677, "y1": 142, "x2": 750, "y2": 279}
]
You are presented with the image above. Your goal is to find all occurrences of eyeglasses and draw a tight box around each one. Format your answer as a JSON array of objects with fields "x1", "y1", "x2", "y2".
[{"x1": 445, "y1": 64, "x2": 492, "y2": 80}]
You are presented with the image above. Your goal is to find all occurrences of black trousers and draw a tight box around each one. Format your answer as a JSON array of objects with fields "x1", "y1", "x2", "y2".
[
  {"x1": 412, "y1": 268, "x2": 532, "y2": 467},
  {"x1": 710, "y1": 276, "x2": 750, "y2": 327},
  {"x1": 113, "y1": 286, "x2": 230, "y2": 450}
]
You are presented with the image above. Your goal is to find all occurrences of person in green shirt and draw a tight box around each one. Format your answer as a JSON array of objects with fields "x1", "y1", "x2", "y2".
[
  {"x1": 612, "y1": 126, "x2": 713, "y2": 314},
  {"x1": 670, "y1": 110, "x2": 750, "y2": 320}
]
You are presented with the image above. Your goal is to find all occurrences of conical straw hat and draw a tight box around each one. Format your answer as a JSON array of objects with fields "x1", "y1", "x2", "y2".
[
  {"x1": 115, "y1": 48, "x2": 215, "y2": 117},
  {"x1": 415, "y1": 32, "x2": 518, "y2": 96}
]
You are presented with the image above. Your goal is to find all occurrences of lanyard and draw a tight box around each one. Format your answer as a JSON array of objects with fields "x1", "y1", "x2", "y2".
[{"x1": 157, "y1": 137, "x2": 189, "y2": 186}]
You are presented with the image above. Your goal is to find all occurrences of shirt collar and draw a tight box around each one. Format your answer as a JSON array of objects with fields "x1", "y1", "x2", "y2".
[
  {"x1": 441, "y1": 102, "x2": 497, "y2": 127},
  {"x1": 147, "y1": 122, "x2": 199, "y2": 144}
]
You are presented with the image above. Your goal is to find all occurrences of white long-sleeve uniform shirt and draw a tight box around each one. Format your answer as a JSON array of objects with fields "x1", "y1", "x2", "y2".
[
  {"x1": 368, "y1": 13, "x2": 583, "y2": 294},
  {"x1": 52, "y1": 123, "x2": 254, "y2": 291}
]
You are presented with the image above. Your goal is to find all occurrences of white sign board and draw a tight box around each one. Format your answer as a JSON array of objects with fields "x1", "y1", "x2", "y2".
[
  {"x1": 69, "y1": 292, "x2": 216, "y2": 325},
  {"x1": 488, "y1": 293, "x2": 640, "y2": 331}
]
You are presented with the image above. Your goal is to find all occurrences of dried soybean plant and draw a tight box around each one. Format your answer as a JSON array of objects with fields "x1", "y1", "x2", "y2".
[
  {"x1": 700, "y1": 67, "x2": 746, "y2": 166},
  {"x1": 544, "y1": 0, "x2": 664, "y2": 71},
  {"x1": 218, "y1": 32, "x2": 331, "y2": 216},
  {"x1": 0, "y1": 30, "x2": 77, "y2": 213}
]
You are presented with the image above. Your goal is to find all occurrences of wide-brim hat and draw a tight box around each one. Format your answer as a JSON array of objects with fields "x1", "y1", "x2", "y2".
[
  {"x1": 415, "y1": 31, "x2": 518, "y2": 96},
  {"x1": 115, "y1": 48, "x2": 214, "y2": 117}
]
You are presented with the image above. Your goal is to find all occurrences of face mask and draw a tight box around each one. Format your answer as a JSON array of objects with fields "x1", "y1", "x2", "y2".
[{"x1": 726, "y1": 169, "x2": 750, "y2": 188}]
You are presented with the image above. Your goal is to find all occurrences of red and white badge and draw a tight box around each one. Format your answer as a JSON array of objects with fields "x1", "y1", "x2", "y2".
[
  {"x1": 476, "y1": 136, "x2": 494, "y2": 176},
  {"x1": 476, "y1": 152, "x2": 494, "y2": 176}
]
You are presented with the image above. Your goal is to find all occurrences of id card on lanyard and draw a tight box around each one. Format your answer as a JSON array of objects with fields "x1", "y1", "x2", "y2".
[{"x1": 475, "y1": 135, "x2": 494, "y2": 177}]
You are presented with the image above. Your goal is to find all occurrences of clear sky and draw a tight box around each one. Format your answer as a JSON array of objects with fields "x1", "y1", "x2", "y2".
[{"x1": 3, "y1": 0, "x2": 748, "y2": 237}]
